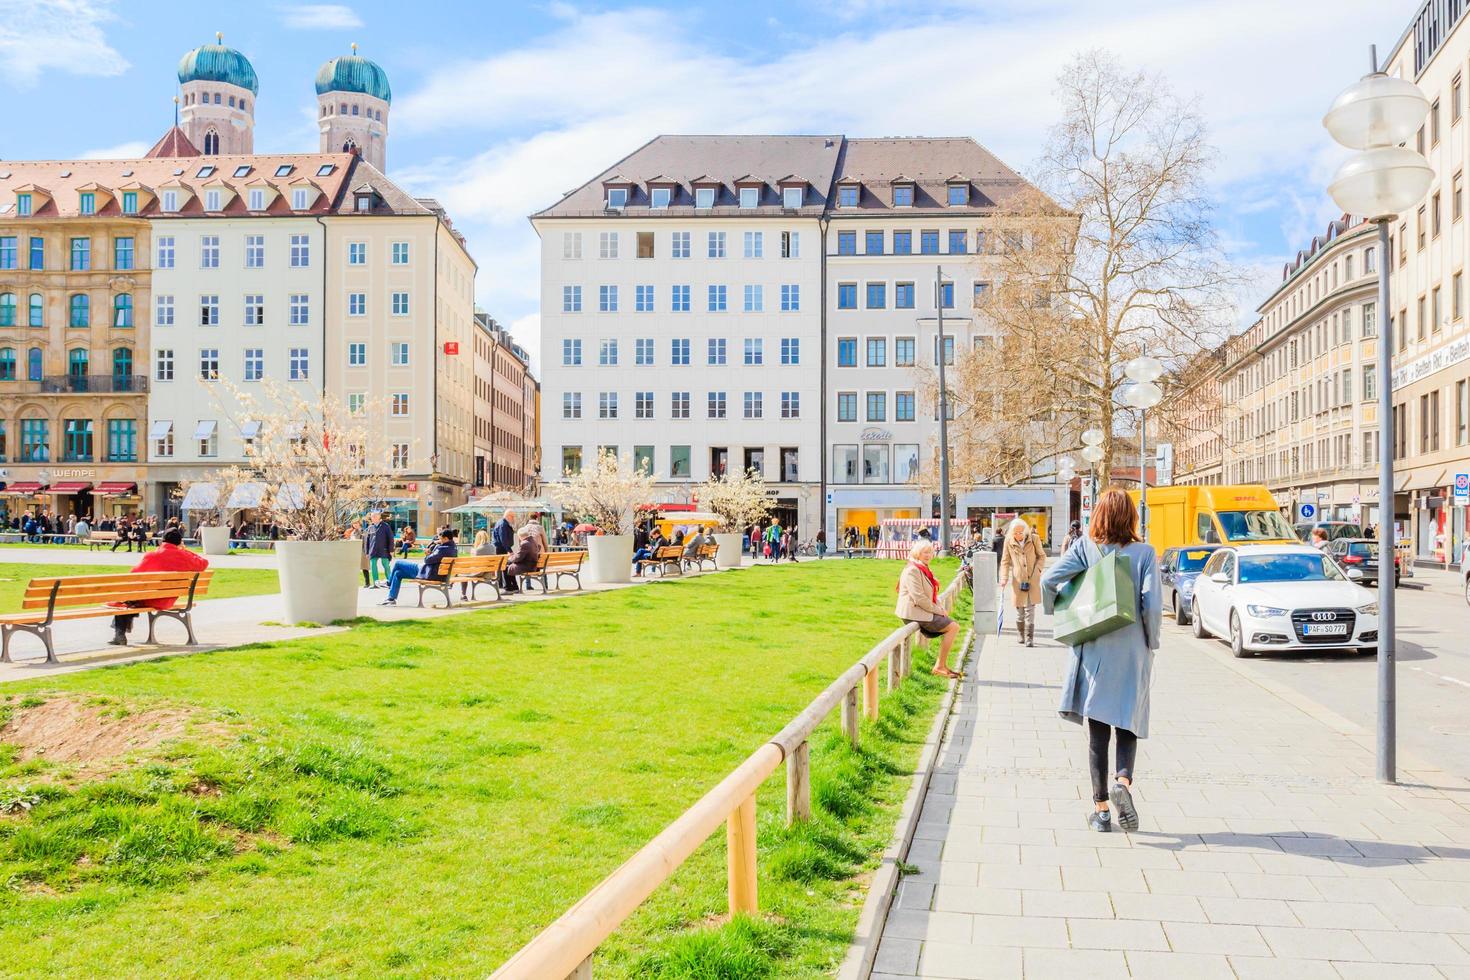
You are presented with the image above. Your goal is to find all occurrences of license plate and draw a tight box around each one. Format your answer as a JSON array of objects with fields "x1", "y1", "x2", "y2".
[{"x1": 1303, "y1": 623, "x2": 1348, "y2": 636}]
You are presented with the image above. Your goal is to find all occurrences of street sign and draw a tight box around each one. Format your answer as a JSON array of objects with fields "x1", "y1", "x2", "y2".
[
  {"x1": 1299, "y1": 502, "x2": 1316, "y2": 520},
  {"x1": 443, "y1": 341, "x2": 460, "y2": 355},
  {"x1": 1455, "y1": 473, "x2": 1469, "y2": 505}
]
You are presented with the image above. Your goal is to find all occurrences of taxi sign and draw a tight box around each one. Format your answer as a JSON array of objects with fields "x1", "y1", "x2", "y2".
[{"x1": 1455, "y1": 473, "x2": 1469, "y2": 505}]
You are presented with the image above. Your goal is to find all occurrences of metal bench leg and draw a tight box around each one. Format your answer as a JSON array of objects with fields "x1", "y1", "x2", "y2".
[
  {"x1": 183, "y1": 611, "x2": 198, "y2": 646},
  {"x1": 1, "y1": 626, "x2": 11, "y2": 663},
  {"x1": 40, "y1": 627, "x2": 56, "y2": 664},
  {"x1": 146, "y1": 612, "x2": 159, "y2": 644}
]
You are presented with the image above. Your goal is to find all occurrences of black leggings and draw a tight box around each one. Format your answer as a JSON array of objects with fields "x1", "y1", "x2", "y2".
[{"x1": 1087, "y1": 718, "x2": 1138, "y2": 803}]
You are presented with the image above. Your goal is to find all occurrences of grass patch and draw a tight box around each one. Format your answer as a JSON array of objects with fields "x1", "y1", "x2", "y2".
[
  {"x1": 0, "y1": 559, "x2": 965, "y2": 976},
  {"x1": 0, "y1": 564, "x2": 280, "y2": 610}
]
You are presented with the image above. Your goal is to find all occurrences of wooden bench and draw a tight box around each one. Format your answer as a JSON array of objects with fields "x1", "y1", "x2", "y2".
[
  {"x1": 405, "y1": 556, "x2": 461, "y2": 608},
  {"x1": 519, "y1": 550, "x2": 586, "y2": 593},
  {"x1": 84, "y1": 531, "x2": 120, "y2": 551},
  {"x1": 0, "y1": 570, "x2": 212, "y2": 664},
  {"x1": 447, "y1": 554, "x2": 510, "y2": 605},
  {"x1": 682, "y1": 541, "x2": 719, "y2": 572},
  {"x1": 646, "y1": 545, "x2": 686, "y2": 577}
]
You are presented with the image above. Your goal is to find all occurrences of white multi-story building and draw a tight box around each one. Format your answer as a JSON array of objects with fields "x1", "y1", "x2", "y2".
[
  {"x1": 823, "y1": 138, "x2": 1068, "y2": 543},
  {"x1": 533, "y1": 136, "x2": 837, "y2": 535}
]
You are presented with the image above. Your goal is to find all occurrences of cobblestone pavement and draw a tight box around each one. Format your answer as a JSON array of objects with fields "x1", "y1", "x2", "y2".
[{"x1": 870, "y1": 605, "x2": 1470, "y2": 979}]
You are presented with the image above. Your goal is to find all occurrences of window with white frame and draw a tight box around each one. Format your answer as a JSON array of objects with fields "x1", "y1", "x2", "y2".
[
  {"x1": 634, "y1": 338, "x2": 654, "y2": 365},
  {"x1": 563, "y1": 391, "x2": 582, "y2": 419},
  {"x1": 651, "y1": 187, "x2": 671, "y2": 209},
  {"x1": 744, "y1": 284, "x2": 763, "y2": 311},
  {"x1": 244, "y1": 294, "x2": 264, "y2": 326},
  {"x1": 780, "y1": 231, "x2": 799, "y2": 258},
  {"x1": 199, "y1": 295, "x2": 219, "y2": 326},
  {"x1": 247, "y1": 188, "x2": 266, "y2": 211},
  {"x1": 671, "y1": 231, "x2": 690, "y2": 258},
  {"x1": 780, "y1": 338, "x2": 799, "y2": 364},
  {"x1": 599, "y1": 232, "x2": 618, "y2": 259},
  {"x1": 671, "y1": 338, "x2": 689, "y2": 364},
  {"x1": 348, "y1": 342, "x2": 366, "y2": 366},
  {"x1": 391, "y1": 292, "x2": 409, "y2": 316},
  {"x1": 156, "y1": 236, "x2": 175, "y2": 269},
  {"x1": 348, "y1": 393, "x2": 366, "y2": 415},
  {"x1": 392, "y1": 393, "x2": 410, "y2": 416},
  {"x1": 391, "y1": 443, "x2": 410, "y2": 468},
  {"x1": 599, "y1": 285, "x2": 617, "y2": 312},
  {"x1": 635, "y1": 391, "x2": 654, "y2": 418},
  {"x1": 708, "y1": 231, "x2": 726, "y2": 258},
  {"x1": 562, "y1": 232, "x2": 582, "y2": 259},
  {"x1": 197, "y1": 421, "x2": 218, "y2": 457},
  {"x1": 563, "y1": 285, "x2": 582, "y2": 312},
  {"x1": 672, "y1": 284, "x2": 690, "y2": 311},
  {"x1": 199, "y1": 348, "x2": 219, "y2": 380},
  {"x1": 599, "y1": 338, "x2": 618, "y2": 365},
  {"x1": 289, "y1": 294, "x2": 309, "y2": 325},
  {"x1": 200, "y1": 235, "x2": 220, "y2": 268},
  {"x1": 244, "y1": 347, "x2": 264, "y2": 381},
  {"x1": 155, "y1": 348, "x2": 174, "y2": 381},
  {"x1": 289, "y1": 348, "x2": 309, "y2": 380},
  {"x1": 291, "y1": 188, "x2": 310, "y2": 210},
  {"x1": 708, "y1": 391, "x2": 727, "y2": 418},
  {"x1": 744, "y1": 231, "x2": 763, "y2": 258},
  {"x1": 743, "y1": 391, "x2": 763, "y2": 418},
  {"x1": 744, "y1": 337, "x2": 763, "y2": 365},
  {"x1": 348, "y1": 242, "x2": 366, "y2": 265},
  {"x1": 739, "y1": 187, "x2": 759, "y2": 208},
  {"x1": 783, "y1": 187, "x2": 803, "y2": 209},
  {"x1": 695, "y1": 186, "x2": 715, "y2": 209},
  {"x1": 781, "y1": 391, "x2": 800, "y2": 418},
  {"x1": 671, "y1": 391, "x2": 690, "y2": 418},
  {"x1": 563, "y1": 338, "x2": 582, "y2": 365},
  {"x1": 391, "y1": 342, "x2": 410, "y2": 366},
  {"x1": 289, "y1": 234, "x2": 310, "y2": 268},
  {"x1": 780, "y1": 284, "x2": 799, "y2": 311},
  {"x1": 635, "y1": 284, "x2": 654, "y2": 312},
  {"x1": 244, "y1": 235, "x2": 264, "y2": 268},
  {"x1": 599, "y1": 391, "x2": 618, "y2": 419},
  {"x1": 348, "y1": 292, "x2": 366, "y2": 316},
  {"x1": 155, "y1": 295, "x2": 174, "y2": 327},
  {"x1": 152, "y1": 421, "x2": 174, "y2": 458},
  {"x1": 391, "y1": 242, "x2": 410, "y2": 264},
  {"x1": 708, "y1": 338, "x2": 727, "y2": 364},
  {"x1": 161, "y1": 190, "x2": 179, "y2": 213}
]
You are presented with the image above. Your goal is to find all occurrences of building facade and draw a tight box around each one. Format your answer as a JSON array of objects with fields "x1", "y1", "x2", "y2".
[
  {"x1": 1381, "y1": 6, "x2": 1470, "y2": 562},
  {"x1": 472, "y1": 312, "x2": 538, "y2": 493},
  {"x1": 1165, "y1": 349, "x2": 1226, "y2": 488},
  {"x1": 1220, "y1": 219, "x2": 1381, "y2": 523}
]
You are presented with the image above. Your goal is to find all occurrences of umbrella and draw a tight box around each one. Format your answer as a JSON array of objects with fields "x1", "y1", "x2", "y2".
[{"x1": 573, "y1": 523, "x2": 600, "y2": 533}]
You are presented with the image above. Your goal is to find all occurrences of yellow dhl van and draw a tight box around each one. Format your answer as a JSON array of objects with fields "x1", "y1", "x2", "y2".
[{"x1": 1127, "y1": 485, "x2": 1297, "y2": 552}]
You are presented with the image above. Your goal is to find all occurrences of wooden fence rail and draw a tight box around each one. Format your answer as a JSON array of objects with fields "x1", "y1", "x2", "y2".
[{"x1": 491, "y1": 573, "x2": 965, "y2": 980}]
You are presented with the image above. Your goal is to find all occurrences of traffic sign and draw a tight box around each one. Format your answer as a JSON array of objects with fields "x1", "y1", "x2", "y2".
[
  {"x1": 1299, "y1": 502, "x2": 1316, "y2": 519},
  {"x1": 1455, "y1": 473, "x2": 1469, "y2": 505}
]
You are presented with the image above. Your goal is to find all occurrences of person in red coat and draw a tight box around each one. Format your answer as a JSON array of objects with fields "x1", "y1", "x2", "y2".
[{"x1": 109, "y1": 527, "x2": 210, "y2": 645}]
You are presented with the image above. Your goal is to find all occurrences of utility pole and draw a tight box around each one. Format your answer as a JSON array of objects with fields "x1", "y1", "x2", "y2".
[{"x1": 936, "y1": 265, "x2": 952, "y2": 554}]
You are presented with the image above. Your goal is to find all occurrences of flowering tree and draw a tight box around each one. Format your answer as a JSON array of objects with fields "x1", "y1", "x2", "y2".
[
  {"x1": 696, "y1": 469, "x2": 773, "y2": 533},
  {"x1": 211, "y1": 380, "x2": 399, "y2": 542},
  {"x1": 550, "y1": 450, "x2": 654, "y2": 535}
]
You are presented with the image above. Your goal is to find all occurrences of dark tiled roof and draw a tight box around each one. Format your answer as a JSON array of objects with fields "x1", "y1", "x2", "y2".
[{"x1": 830, "y1": 138, "x2": 1030, "y2": 213}]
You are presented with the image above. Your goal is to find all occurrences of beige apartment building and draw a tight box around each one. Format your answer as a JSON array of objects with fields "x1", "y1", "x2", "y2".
[
  {"x1": 1219, "y1": 218, "x2": 1382, "y2": 525},
  {"x1": 1166, "y1": 348, "x2": 1226, "y2": 487},
  {"x1": 1378, "y1": 5, "x2": 1470, "y2": 563}
]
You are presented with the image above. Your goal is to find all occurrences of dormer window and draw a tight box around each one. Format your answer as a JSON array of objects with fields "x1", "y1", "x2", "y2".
[
  {"x1": 606, "y1": 187, "x2": 628, "y2": 210},
  {"x1": 292, "y1": 188, "x2": 311, "y2": 210},
  {"x1": 947, "y1": 183, "x2": 969, "y2": 206},
  {"x1": 739, "y1": 187, "x2": 759, "y2": 209},
  {"x1": 783, "y1": 186, "x2": 803, "y2": 209},
  {"x1": 161, "y1": 190, "x2": 179, "y2": 213},
  {"x1": 651, "y1": 187, "x2": 671, "y2": 209},
  {"x1": 316, "y1": 164, "x2": 335, "y2": 177},
  {"x1": 838, "y1": 185, "x2": 859, "y2": 207},
  {"x1": 893, "y1": 184, "x2": 915, "y2": 207},
  {"x1": 79, "y1": 192, "x2": 96, "y2": 216},
  {"x1": 121, "y1": 191, "x2": 137, "y2": 215},
  {"x1": 248, "y1": 189, "x2": 266, "y2": 211},
  {"x1": 204, "y1": 189, "x2": 222, "y2": 212},
  {"x1": 233, "y1": 165, "x2": 252, "y2": 178},
  {"x1": 355, "y1": 195, "x2": 371, "y2": 212},
  {"x1": 196, "y1": 165, "x2": 215, "y2": 179},
  {"x1": 16, "y1": 193, "x2": 32, "y2": 217},
  {"x1": 695, "y1": 187, "x2": 715, "y2": 209},
  {"x1": 275, "y1": 164, "x2": 294, "y2": 178}
]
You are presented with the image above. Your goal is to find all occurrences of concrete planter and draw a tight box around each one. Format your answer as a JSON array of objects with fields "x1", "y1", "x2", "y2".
[
  {"x1": 199, "y1": 525, "x2": 231, "y2": 556},
  {"x1": 586, "y1": 534, "x2": 633, "y2": 585},
  {"x1": 276, "y1": 539, "x2": 361, "y2": 624},
  {"x1": 714, "y1": 533, "x2": 744, "y2": 569}
]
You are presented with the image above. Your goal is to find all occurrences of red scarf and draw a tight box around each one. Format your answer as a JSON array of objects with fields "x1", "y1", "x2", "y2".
[{"x1": 898, "y1": 559, "x2": 939, "y2": 604}]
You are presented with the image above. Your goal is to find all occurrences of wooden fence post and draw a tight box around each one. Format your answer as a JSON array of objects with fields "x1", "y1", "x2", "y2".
[
  {"x1": 727, "y1": 793, "x2": 758, "y2": 916},
  {"x1": 841, "y1": 685, "x2": 860, "y2": 747},
  {"x1": 786, "y1": 740, "x2": 811, "y2": 824},
  {"x1": 862, "y1": 665, "x2": 880, "y2": 721},
  {"x1": 887, "y1": 644, "x2": 901, "y2": 692},
  {"x1": 567, "y1": 956, "x2": 593, "y2": 980},
  {"x1": 900, "y1": 634, "x2": 912, "y2": 677}
]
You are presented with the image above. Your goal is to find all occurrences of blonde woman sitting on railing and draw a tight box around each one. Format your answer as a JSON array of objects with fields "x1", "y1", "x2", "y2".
[{"x1": 895, "y1": 539, "x2": 961, "y2": 678}]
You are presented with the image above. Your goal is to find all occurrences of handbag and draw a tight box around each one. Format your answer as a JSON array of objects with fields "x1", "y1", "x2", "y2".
[{"x1": 1050, "y1": 542, "x2": 1138, "y2": 646}]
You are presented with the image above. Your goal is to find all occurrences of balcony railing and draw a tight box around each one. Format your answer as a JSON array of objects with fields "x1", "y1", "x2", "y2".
[{"x1": 13, "y1": 374, "x2": 150, "y2": 394}]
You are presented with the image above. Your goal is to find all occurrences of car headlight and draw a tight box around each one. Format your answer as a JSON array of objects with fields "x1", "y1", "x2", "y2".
[
  {"x1": 1357, "y1": 602, "x2": 1378, "y2": 616},
  {"x1": 1246, "y1": 604, "x2": 1288, "y2": 618}
]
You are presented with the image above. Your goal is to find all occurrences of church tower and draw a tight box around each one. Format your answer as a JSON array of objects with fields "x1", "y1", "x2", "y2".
[
  {"x1": 177, "y1": 34, "x2": 258, "y2": 155},
  {"x1": 316, "y1": 46, "x2": 392, "y2": 171}
]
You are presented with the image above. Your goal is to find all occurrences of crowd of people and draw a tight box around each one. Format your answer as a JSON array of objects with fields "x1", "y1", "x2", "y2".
[
  {"x1": 630, "y1": 521, "x2": 713, "y2": 575},
  {"x1": 3, "y1": 510, "x2": 203, "y2": 553},
  {"x1": 365, "y1": 509, "x2": 553, "y2": 605}
]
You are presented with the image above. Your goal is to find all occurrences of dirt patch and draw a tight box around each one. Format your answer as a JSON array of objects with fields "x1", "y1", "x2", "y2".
[{"x1": 0, "y1": 696, "x2": 212, "y2": 769}]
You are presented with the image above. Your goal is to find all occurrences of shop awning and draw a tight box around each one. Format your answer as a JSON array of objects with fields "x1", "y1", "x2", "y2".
[
  {"x1": 228, "y1": 482, "x2": 266, "y2": 509},
  {"x1": 97, "y1": 481, "x2": 137, "y2": 496},
  {"x1": 3, "y1": 482, "x2": 46, "y2": 495},
  {"x1": 50, "y1": 481, "x2": 93, "y2": 494},
  {"x1": 239, "y1": 419, "x2": 262, "y2": 439},
  {"x1": 148, "y1": 420, "x2": 173, "y2": 440},
  {"x1": 179, "y1": 483, "x2": 220, "y2": 511}
]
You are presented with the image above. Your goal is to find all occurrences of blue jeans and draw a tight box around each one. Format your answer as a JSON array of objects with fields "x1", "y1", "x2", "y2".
[
  {"x1": 386, "y1": 559, "x2": 421, "y2": 601},
  {"x1": 632, "y1": 547, "x2": 651, "y2": 572}
]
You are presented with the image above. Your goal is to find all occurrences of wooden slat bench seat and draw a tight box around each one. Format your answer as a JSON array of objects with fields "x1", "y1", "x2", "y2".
[
  {"x1": 406, "y1": 557, "x2": 459, "y2": 608},
  {"x1": 646, "y1": 545, "x2": 686, "y2": 577},
  {"x1": 519, "y1": 550, "x2": 586, "y2": 593},
  {"x1": 440, "y1": 554, "x2": 510, "y2": 606},
  {"x1": 84, "y1": 531, "x2": 120, "y2": 551},
  {"x1": 0, "y1": 570, "x2": 212, "y2": 663},
  {"x1": 683, "y1": 542, "x2": 719, "y2": 572}
]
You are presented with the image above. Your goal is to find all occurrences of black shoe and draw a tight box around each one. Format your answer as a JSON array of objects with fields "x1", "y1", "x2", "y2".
[
  {"x1": 1088, "y1": 809, "x2": 1112, "y2": 833},
  {"x1": 1110, "y1": 781, "x2": 1139, "y2": 831},
  {"x1": 108, "y1": 630, "x2": 128, "y2": 646}
]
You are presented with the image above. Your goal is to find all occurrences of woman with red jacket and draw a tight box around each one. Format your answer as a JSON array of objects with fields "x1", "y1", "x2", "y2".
[{"x1": 109, "y1": 527, "x2": 210, "y2": 645}]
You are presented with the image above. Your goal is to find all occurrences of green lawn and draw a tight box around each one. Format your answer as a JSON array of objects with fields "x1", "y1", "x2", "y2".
[
  {"x1": 0, "y1": 564, "x2": 281, "y2": 611},
  {"x1": 0, "y1": 559, "x2": 968, "y2": 977}
]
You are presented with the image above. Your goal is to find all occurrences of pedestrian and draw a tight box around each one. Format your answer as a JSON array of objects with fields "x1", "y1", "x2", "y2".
[
  {"x1": 492, "y1": 509, "x2": 518, "y2": 593},
  {"x1": 1041, "y1": 487, "x2": 1161, "y2": 834},
  {"x1": 1061, "y1": 519, "x2": 1082, "y2": 554},
  {"x1": 1000, "y1": 517, "x2": 1046, "y2": 647},
  {"x1": 108, "y1": 527, "x2": 209, "y2": 646},
  {"x1": 815, "y1": 528, "x2": 827, "y2": 559},
  {"x1": 521, "y1": 512, "x2": 548, "y2": 553},
  {"x1": 894, "y1": 540, "x2": 961, "y2": 678},
  {"x1": 366, "y1": 511, "x2": 393, "y2": 588},
  {"x1": 1310, "y1": 527, "x2": 1331, "y2": 554},
  {"x1": 397, "y1": 523, "x2": 416, "y2": 558},
  {"x1": 347, "y1": 523, "x2": 370, "y2": 586},
  {"x1": 75, "y1": 514, "x2": 92, "y2": 542},
  {"x1": 380, "y1": 528, "x2": 457, "y2": 606}
]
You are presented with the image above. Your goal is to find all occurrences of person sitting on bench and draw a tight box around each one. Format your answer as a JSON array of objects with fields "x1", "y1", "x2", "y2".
[
  {"x1": 109, "y1": 527, "x2": 210, "y2": 646},
  {"x1": 381, "y1": 528, "x2": 457, "y2": 606}
]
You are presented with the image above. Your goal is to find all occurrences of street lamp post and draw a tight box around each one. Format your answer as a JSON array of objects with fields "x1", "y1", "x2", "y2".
[
  {"x1": 1124, "y1": 357, "x2": 1164, "y2": 543},
  {"x1": 1081, "y1": 428, "x2": 1104, "y2": 530},
  {"x1": 935, "y1": 265, "x2": 953, "y2": 554},
  {"x1": 1323, "y1": 47, "x2": 1434, "y2": 785}
]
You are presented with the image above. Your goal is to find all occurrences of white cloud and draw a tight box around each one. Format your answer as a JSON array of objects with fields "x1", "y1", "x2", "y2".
[
  {"x1": 0, "y1": 0, "x2": 128, "y2": 88},
  {"x1": 79, "y1": 140, "x2": 150, "y2": 159},
  {"x1": 279, "y1": 4, "x2": 363, "y2": 30},
  {"x1": 506, "y1": 313, "x2": 542, "y2": 378},
  {"x1": 392, "y1": 0, "x2": 1407, "y2": 334}
]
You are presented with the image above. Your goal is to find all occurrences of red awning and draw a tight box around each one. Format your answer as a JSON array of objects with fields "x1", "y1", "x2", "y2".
[
  {"x1": 3, "y1": 482, "x2": 46, "y2": 494},
  {"x1": 96, "y1": 481, "x2": 138, "y2": 496},
  {"x1": 49, "y1": 481, "x2": 93, "y2": 494}
]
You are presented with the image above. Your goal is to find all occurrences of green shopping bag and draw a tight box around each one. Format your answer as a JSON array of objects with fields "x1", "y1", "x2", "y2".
[{"x1": 1051, "y1": 547, "x2": 1137, "y2": 646}]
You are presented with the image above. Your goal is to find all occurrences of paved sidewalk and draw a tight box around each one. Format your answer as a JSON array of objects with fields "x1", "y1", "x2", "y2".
[{"x1": 872, "y1": 607, "x2": 1470, "y2": 979}]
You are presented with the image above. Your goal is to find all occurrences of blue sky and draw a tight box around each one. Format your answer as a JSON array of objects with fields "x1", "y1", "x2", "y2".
[{"x1": 2, "y1": 0, "x2": 1412, "y2": 369}]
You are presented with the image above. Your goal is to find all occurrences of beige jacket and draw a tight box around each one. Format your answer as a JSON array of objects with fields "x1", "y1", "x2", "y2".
[
  {"x1": 895, "y1": 562, "x2": 943, "y2": 621},
  {"x1": 1001, "y1": 531, "x2": 1047, "y2": 607}
]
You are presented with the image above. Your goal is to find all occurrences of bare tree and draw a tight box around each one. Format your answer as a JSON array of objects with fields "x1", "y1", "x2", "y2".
[{"x1": 935, "y1": 50, "x2": 1237, "y2": 489}]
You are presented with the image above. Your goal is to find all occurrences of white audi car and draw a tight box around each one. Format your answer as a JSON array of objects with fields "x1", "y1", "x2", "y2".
[{"x1": 1190, "y1": 544, "x2": 1379, "y2": 657}]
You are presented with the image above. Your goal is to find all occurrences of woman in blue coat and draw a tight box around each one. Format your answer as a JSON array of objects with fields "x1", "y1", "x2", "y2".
[{"x1": 1041, "y1": 488, "x2": 1161, "y2": 833}]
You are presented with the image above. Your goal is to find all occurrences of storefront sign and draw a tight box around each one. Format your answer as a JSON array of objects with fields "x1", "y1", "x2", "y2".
[
  {"x1": 1455, "y1": 473, "x2": 1469, "y2": 506},
  {"x1": 860, "y1": 427, "x2": 892, "y2": 442},
  {"x1": 1392, "y1": 336, "x2": 1470, "y2": 391},
  {"x1": 443, "y1": 342, "x2": 460, "y2": 355},
  {"x1": 52, "y1": 468, "x2": 95, "y2": 479}
]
